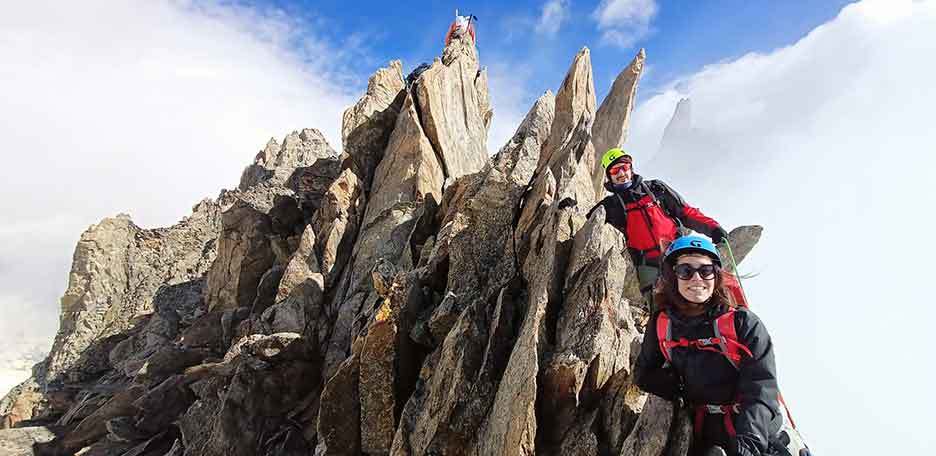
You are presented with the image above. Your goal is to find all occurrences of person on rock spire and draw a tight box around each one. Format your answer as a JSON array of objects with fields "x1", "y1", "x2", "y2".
[
  {"x1": 588, "y1": 148, "x2": 728, "y2": 309},
  {"x1": 444, "y1": 9, "x2": 477, "y2": 46},
  {"x1": 634, "y1": 236, "x2": 810, "y2": 456}
]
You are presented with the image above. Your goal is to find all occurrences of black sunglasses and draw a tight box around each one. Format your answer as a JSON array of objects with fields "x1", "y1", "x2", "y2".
[{"x1": 674, "y1": 263, "x2": 718, "y2": 280}]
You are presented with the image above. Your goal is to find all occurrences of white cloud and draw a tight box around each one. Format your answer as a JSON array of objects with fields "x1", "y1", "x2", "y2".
[
  {"x1": 592, "y1": 0, "x2": 658, "y2": 47},
  {"x1": 537, "y1": 0, "x2": 570, "y2": 36},
  {"x1": 0, "y1": 0, "x2": 363, "y2": 394},
  {"x1": 625, "y1": 0, "x2": 935, "y2": 454},
  {"x1": 0, "y1": 294, "x2": 50, "y2": 394},
  {"x1": 485, "y1": 60, "x2": 538, "y2": 154}
]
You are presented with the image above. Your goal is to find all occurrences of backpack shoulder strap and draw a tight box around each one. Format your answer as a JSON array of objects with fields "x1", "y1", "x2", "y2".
[
  {"x1": 615, "y1": 193, "x2": 628, "y2": 210},
  {"x1": 644, "y1": 180, "x2": 662, "y2": 202},
  {"x1": 646, "y1": 180, "x2": 686, "y2": 230},
  {"x1": 645, "y1": 180, "x2": 672, "y2": 209},
  {"x1": 712, "y1": 310, "x2": 753, "y2": 369},
  {"x1": 656, "y1": 312, "x2": 673, "y2": 365}
]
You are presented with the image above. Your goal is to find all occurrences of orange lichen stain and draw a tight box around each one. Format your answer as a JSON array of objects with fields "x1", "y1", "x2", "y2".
[{"x1": 375, "y1": 300, "x2": 393, "y2": 323}]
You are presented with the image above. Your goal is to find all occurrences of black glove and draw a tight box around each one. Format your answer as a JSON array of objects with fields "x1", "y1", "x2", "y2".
[
  {"x1": 703, "y1": 447, "x2": 728, "y2": 456},
  {"x1": 733, "y1": 439, "x2": 757, "y2": 456},
  {"x1": 711, "y1": 226, "x2": 728, "y2": 245}
]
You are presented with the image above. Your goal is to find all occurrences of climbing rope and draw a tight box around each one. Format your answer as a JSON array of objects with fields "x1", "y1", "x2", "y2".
[{"x1": 723, "y1": 238, "x2": 750, "y2": 306}]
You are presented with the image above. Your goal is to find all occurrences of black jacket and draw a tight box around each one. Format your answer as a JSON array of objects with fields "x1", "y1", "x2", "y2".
[{"x1": 635, "y1": 305, "x2": 782, "y2": 456}]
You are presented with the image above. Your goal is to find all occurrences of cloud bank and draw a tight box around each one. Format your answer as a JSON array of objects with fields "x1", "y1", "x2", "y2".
[
  {"x1": 537, "y1": 0, "x2": 570, "y2": 36},
  {"x1": 625, "y1": 1, "x2": 935, "y2": 453},
  {"x1": 592, "y1": 0, "x2": 658, "y2": 48},
  {"x1": 0, "y1": 0, "x2": 362, "y2": 394}
]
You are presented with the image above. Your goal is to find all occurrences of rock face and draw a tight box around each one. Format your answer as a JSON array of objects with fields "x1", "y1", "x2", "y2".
[
  {"x1": 644, "y1": 96, "x2": 735, "y2": 190},
  {"x1": 44, "y1": 201, "x2": 221, "y2": 385},
  {"x1": 0, "y1": 35, "x2": 764, "y2": 456},
  {"x1": 323, "y1": 35, "x2": 491, "y2": 383},
  {"x1": 539, "y1": 47, "x2": 597, "y2": 191},
  {"x1": 592, "y1": 49, "x2": 645, "y2": 197},
  {"x1": 645, "y1": 97, "x2": 695, "y2": 183},
  {"x1": 0, "y1": 426, "x2": 55, "y2": 455},
  {"x1": 660, "y1": 98, "x2": 692, "y2": 148}
]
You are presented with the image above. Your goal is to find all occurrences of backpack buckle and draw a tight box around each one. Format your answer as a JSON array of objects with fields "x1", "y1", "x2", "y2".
[
  {"x1": 703, "y1": 403, "x2": 740, "y2": 414},
  {"x1": 695, "y1": 337, "x2": 720, "y2": 347},
  {"x1": 704, "y1": 404, "x2": 726, "y2": 414}
]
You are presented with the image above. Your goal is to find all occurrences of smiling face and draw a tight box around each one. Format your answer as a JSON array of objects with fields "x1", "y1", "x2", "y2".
[
  {"x1": 607, "y1": 157, "x2": 633, "y2": 184},
  {"x1": 675, "y1": 254, "x2": 716, "y2": 304}
]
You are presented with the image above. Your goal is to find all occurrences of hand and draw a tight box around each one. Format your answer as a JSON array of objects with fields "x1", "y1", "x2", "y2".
[
  {"x1": 734, "y1": 443, "x2": 753, "y2": 456},
  {"x1": 712, "y1": 226, "x2": 728, "y2": 245},
  {"x1": 703, "y1": 447, "x2": 728, "y2": 456},
  {"x1": 733, "y1": 439, "x2": 757, "y2": 456}
]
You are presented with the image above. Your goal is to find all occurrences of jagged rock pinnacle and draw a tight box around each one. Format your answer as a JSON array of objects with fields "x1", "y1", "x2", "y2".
[{"x1": 592, "y1": 48, "x2": 646, "y2": 198}]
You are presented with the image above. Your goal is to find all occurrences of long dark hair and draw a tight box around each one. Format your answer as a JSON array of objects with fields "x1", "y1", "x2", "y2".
[{"x1": 653, "y1": 254, "x2": 733, "y2": 313}]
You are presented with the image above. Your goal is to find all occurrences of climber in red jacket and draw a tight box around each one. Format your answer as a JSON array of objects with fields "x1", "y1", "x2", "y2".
[
  {"x1": 444, "y1": 10, "x2": 477, "y2": 46},
  {"x1": 587, "y1": 148, "x2": 728, "y2": 308}
]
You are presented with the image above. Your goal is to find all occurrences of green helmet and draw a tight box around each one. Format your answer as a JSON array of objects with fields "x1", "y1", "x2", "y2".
[{"x1": 601, "y1": 148, "x2": 631, "y2": 170}]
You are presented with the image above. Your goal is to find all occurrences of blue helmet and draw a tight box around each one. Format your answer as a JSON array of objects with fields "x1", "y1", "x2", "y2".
[{"x1": 664, "y1": 235, "x2": 722, "y2": 267}]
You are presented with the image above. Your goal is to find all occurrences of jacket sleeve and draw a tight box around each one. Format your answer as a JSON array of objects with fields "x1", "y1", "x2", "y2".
[
  {"x1": 585, "y1": 198, "x2": 605, "y2": 220},
  {"x1": 732, "y1": 310, "x2": 782, "y2": 456},
  {"x1": 587, "y1": 197, "x2": 625, "y2": 230},
  {"x1": 444, "y1": 22, "x2": 457, "y2": 45},
  {"x1": 634, "y1": 312, "x2": 682, "y2": 401},
  {"x1": 650, "y1": 180, "x2": 722, "y2": 237}
]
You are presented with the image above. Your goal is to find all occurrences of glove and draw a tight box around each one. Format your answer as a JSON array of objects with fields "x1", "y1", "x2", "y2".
[
  {"x1": 733, "y1": 438, "x2": 757, "y2": 456},
  {"x1": 733, "y1": 444, "x2": 752, "y2": 456},
  {"x1": 711, "y1": 226, "x2": 728, "y2": 245}
]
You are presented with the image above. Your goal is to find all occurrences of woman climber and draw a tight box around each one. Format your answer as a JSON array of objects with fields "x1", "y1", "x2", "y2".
[{"x1": 634, "y1": 235, "x2": 810, "y2": 456}]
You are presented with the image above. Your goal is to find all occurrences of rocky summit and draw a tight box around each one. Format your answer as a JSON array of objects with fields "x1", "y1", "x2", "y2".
[{"x1": 0, "y1": 35, "x2": 761, "y2": 456}]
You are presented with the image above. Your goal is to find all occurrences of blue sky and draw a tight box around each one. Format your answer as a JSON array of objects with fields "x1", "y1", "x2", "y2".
[{"x1": 235, "y1": 0, "x2": 854, "y2": 101}]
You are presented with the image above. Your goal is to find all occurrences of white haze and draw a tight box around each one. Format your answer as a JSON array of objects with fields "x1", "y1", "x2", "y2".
[
  {"x1": 0, "y1": 0, "x2": 360, "y2": 394},
  {"x1": 626, "y1": 1, "x2": 934, "y2": 454}
]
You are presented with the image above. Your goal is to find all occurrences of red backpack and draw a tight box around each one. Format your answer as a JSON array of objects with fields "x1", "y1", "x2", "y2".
[
  {"x1": 720, "y1": 271, "x2": 747, "y2": 308},
  {"x1": 655, "y1": 310, "x2": 798, "y2": 439},
  {"x1": 656, "y1": 310, "x2": 752, "y2": 371}
]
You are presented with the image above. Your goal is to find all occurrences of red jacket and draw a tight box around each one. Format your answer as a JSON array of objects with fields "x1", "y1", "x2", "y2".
[
  {"x1": 588, "y1": 175, "x2": 722, "y2": 264},
  {"x1": 444, "y1": 18, "x2": 476, "y2": 45}
]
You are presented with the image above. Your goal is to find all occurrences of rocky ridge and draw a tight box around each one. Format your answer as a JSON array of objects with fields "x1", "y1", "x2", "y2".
[{"x1": 0, "y1": 34, "x2": 761, "y2": 456}]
